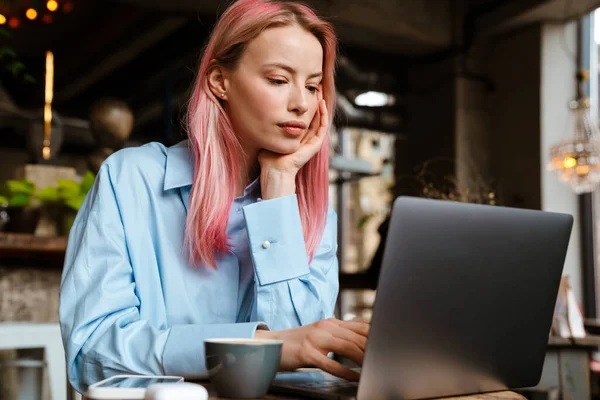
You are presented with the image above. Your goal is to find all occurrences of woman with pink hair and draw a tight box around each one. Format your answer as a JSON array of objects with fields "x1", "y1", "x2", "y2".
[{"x1": 60, "y1": 0, "x2": 369, "y2": 393}]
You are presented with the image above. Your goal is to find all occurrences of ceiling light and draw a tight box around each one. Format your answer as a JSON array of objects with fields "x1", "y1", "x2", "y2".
[
  {"x1": 548, "y1": 71, "x2": 600, "y2": 193},
  {"x1": 354, "y1": 91, "x2": 395, "y2": 107}
]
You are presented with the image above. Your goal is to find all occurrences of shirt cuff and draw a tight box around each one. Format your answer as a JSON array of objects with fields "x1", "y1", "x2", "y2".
[
  {"x1": 162, "y1": 322, "x2": 265, "y2": 377},
  {"x1": 243, "y1": 194, "x2": 310, "y2": 286}
]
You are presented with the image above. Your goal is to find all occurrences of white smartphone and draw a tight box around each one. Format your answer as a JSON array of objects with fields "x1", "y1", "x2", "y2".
[{"x1": 85, "y1": 374, "x2": 184, "y2": 399}]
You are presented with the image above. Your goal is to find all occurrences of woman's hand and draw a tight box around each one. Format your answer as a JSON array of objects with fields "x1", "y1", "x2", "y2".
[
  {"x1": 258, "y1": 93, "x2": 329, "y2": 200},
  {"x1": 255, "y1": 318, "x2": 370, "y2": 381}
]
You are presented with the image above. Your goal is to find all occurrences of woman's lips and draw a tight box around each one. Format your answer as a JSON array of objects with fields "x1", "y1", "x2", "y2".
[
  {"x1": 279, "y1": 126, "x2": 305, "y2": 137},
  {"x1": 278, "y1": 121, "x2": 307, "y2": 137}
]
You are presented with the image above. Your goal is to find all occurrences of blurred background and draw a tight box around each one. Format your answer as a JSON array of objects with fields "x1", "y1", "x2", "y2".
[{"x1": 3, "y1": 0, "x2": 600, "y2": 399}]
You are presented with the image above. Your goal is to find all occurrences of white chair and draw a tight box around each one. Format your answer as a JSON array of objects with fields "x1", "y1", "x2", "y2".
[{"x1": 0, "y1": 323, "x2": 66, "y2": 400}]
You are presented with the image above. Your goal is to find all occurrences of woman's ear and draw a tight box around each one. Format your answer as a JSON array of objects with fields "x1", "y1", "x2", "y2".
[{"x1": 207, "y1": 62, "x2": 229, "y2": 101}]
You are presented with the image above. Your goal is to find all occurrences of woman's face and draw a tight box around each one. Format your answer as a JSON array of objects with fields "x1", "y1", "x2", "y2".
[{"x1": 223, "y1": 24, "x2": 324, "y2": 156}]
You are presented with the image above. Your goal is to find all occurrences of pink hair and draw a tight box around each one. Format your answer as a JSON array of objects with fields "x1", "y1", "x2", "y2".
[{"x1": 185, "y1": 0, "x2": 337, "y2": 267}]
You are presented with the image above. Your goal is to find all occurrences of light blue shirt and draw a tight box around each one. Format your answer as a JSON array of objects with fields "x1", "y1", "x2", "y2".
[{"x1": 59, "y1": 140, "x2": 339, "y2": 393}]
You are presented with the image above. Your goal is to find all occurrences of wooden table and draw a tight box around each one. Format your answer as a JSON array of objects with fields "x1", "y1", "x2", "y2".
[
  {"x1": 531, "y1": 335, "x2": 600, "y2": 399},
  {"x1": 80, "y1": 384, "x2": 525, "y2": 400},
  {"x1": 199, "y1": 381, "x2": 526, "y2": 400}
]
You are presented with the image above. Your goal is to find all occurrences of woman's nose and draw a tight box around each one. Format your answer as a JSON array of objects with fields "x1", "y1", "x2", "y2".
[{"x1": 288, "y1": 86, "x2": 308, "y2": 114}]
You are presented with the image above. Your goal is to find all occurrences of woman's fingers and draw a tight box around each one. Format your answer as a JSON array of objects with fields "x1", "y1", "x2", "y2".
[
  {"x1": 332, "y1": 320, "x2": 370, "y2": 338},
  {"x1": 331, "y1": 325, "x2": 368, "y2": 352},
  {"x1": 302, "y1": 109, "x2": 319, "y2": 145},
  {"x1": 310, "y1": 322, "x2": 366, "y2": 366},
  {"x1": 292, "y1": 102, "x2": 327, "y2": 165},
  {"x1": 318, "y1": 99, "x2": 328, "y2": 135},
  {"x1": 305, "y1": 100, "x2": 328, "y2": 148},
  {"x1": 328, "y1": 337, "x2": 365, "y2": 366},
  {"x1": 308, "y1": 348, "x2": 361, "y2": 381},
  {"x1": 302, "y1": 93, "x2": 323, "y2": 145},
  {"x1": 302, "y1": 96, "x2": 328, "y2": 145}
]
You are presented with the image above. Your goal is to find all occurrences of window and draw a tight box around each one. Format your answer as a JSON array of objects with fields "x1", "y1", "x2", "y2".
[{"x1": 329, "y1": 127, "x2": 396, "y2": 320}]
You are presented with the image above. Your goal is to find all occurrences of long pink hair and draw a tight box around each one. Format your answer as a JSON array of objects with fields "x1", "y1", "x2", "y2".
[{"x1": 185, "y1": 0, "x2": 337, "y2": 267}]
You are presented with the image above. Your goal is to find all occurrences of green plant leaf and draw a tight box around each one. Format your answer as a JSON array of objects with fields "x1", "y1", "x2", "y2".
[
  {"x1": 23, "y1": 73, "x2": 35, "y2": 83},
  {"x1": 65, "y1": 195, "x2": 85, "y2": 211},
  {"x1": 9, "y1": 193, "x2": 30, "y2": 207},
  {"x1": 36, "y1": 186, "x2": 58, "y2": 202},
  {"x1": 57, "y1": 179, "x2": 80, "y2": 200},
  {"x1": 80, "y1": 171, "x2": 95, "y2": 194},
  {"x1": 0, "y1": 47, "x2": 16, "y2": 60},
  {"x1": 6, "y1": 179, "x2": 35, "y2": 195},
  {"x1": 7, "y1": 60, "x2": 25, "y2": 76},
  {"x1": 0, "y1": 195, "x2": 8, "y2": 206}
]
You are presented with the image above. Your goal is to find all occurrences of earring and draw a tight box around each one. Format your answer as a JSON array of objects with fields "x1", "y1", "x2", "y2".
[{"x1": 221, "y1": 92, "x2": 225, "y2": 97}]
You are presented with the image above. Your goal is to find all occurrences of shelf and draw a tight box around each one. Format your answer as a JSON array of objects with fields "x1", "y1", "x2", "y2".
[
  {"x1": 0, "y1": 233, "x2": 67, "y2": 266},
  {"x1": 330, "y1": 156, "x2": 375, "y2": 174},
  {"x1": 330, "y1": 156, "x2": 381, "y2": 185}
]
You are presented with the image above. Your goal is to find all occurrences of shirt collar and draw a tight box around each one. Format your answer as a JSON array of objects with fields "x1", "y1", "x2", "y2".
[
  {"x1": 163, "y1": 140, "x2": 261, "y2": 198},
  {"x1": 243, "y1": 176, "x2": 261, "y2": 198},
  {"x1": 164, "y1": 140, "x2": 194, "y2": 191}
]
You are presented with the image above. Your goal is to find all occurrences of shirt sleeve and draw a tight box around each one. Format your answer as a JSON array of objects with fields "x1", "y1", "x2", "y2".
[
  {"x1": 59, "y1": 164, "x2": 265, "y2": 394},
  {"x1": 242, "y1": 194, "x2": 339, "y2": 330}
]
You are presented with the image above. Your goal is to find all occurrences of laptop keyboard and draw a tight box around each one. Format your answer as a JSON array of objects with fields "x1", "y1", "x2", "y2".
[
  {"x1": 293, "y1": 380, "x2": 358, "y2": 391},
  {"x1": 271, "y1": 370, "x2": 360, "y2": 398}
]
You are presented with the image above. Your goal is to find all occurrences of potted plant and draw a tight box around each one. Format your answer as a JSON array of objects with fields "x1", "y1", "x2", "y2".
[
  {"x1": 0, "y1": 179, "x2": 40, "y2": 234},
  {"x1": 36, "y1": 171, "x2": 95, "y2": 236}
]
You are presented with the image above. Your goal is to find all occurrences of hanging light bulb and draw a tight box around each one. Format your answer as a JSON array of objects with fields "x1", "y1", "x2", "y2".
[
  {"x1": 0, "y1": 14, "x2": 6, "y2": 25},
  {"x1": 548, "y1": 71, "x2": 600, "y2": 193},
  {"x1": 26, "y1": 8, "x2": 38, "y2": 20},
  {"x1": 42, "y1": 51, "x2": 54, "y2": 160},
  {"x1": 46, "y1": 0, "x2": 59, "y2": 12}
]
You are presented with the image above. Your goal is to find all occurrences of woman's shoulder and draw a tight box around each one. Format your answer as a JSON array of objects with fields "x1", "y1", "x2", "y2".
[
  {"x1": 99, "y1": 141, "x2": 175, "y2": 188},
  {"x1": 105, "y1": 142, "x2": 168, "y2": 168}
]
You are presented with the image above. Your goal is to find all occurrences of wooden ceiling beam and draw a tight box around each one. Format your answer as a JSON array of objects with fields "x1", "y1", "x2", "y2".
[{"x1": 55, "y1": 17, "x2": 188, "y2": 103}]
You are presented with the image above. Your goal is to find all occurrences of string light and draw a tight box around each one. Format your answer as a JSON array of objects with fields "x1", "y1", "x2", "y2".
[
  {"x1": 0, "y1": 2, "x2": 75, "y2": 28},
  {"x1": 47, "y1": 0, "x2": 58, "y2": 12},
  {"x1": 8, "y1": 17, "x2": 20, "y2": 28},
  {"x1": 25, "y1": 8, "x2": 37, "y2": 20}
]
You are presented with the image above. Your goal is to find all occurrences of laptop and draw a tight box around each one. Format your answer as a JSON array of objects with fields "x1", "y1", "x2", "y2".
[{"x1": 271, "y1": 196, "x2": 573, "y2": 400}]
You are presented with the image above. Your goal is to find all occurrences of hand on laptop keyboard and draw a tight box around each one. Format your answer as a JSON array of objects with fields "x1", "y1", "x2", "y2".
[{"x1": 255, "y1": 318, "x2": 369, "y2": 381}]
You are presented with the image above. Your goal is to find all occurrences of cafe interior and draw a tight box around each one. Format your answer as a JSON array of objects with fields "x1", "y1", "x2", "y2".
[{"x1": 4, "y1": 0, "x2": 600, "y2": 399}]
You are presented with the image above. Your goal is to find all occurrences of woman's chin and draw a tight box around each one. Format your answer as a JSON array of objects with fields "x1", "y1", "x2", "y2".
[{"x1": 264, "y1": 140, "x2": 301, "y2": 155}]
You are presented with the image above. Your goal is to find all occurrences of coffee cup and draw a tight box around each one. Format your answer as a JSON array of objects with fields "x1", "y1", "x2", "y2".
[{"x1": 204, "y1": 338, "x2": 283, "y2": 398}]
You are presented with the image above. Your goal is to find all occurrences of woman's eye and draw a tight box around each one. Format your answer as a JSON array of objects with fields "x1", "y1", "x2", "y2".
[
  {"x1": 307, "y1": 86, "x2": 319, "y2": 93},
  {"x1": 268, "y1": 78, "x2": 286, "y2": 85}
]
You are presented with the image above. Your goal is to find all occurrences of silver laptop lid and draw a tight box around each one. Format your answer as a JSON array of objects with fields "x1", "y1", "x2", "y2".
[{"x1": 358, "y1": 197, "x2": 573, "y2": 400}]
